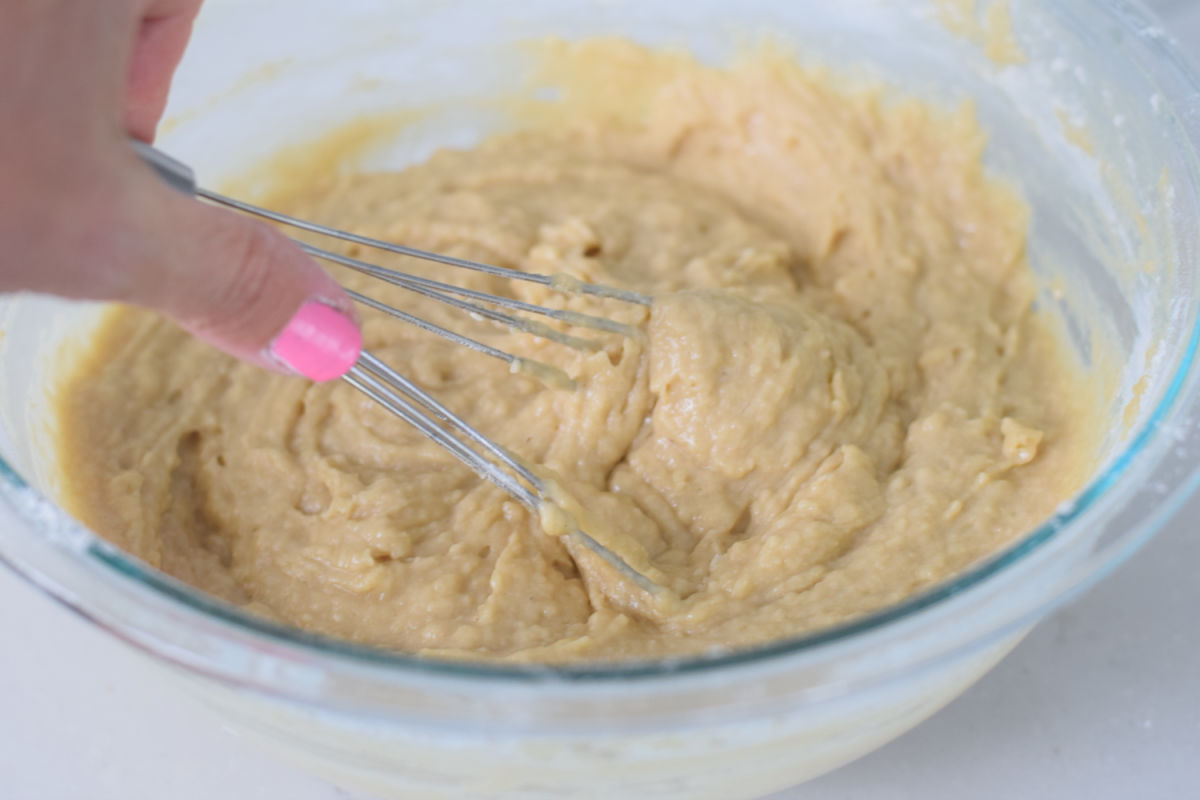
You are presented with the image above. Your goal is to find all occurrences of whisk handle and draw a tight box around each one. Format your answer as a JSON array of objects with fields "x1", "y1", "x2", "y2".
[{"x1": 129, "y1": 139, "x2": 197, "y2": 196}]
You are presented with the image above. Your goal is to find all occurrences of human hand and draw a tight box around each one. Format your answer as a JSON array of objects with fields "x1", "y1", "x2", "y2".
[{"x1": 0, "y1": 0, "x2": 361, "y2": 381}]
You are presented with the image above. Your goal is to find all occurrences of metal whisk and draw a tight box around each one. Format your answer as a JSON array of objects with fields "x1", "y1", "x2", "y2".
[{"x1": 133, "y1": 141, "x2": 660, "y2": 593}]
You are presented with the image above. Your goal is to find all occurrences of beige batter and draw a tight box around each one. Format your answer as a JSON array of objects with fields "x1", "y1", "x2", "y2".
[{"x1": 55, "y1": 42, "x2": 1096, "y2": 662}]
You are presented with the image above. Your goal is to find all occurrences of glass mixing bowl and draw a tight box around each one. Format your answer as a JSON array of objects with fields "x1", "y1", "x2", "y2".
[{"x1": 2, "y1": 1, "x2": 1199, "y2": 798}]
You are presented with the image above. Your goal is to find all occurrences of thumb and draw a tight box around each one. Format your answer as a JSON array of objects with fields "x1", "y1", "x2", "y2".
[{"x1": 120, "y1": 170, "x2": 363, "y2": 382}]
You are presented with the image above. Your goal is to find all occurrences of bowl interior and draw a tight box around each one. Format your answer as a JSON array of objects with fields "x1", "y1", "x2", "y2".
[{"x1": 1, "y1": 0, "x2": 1197, "y2": 680}]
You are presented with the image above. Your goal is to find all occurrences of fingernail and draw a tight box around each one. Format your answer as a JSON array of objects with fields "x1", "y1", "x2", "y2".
[{"x1": 270, "y1": 301, "x2": 362, "y2": 381}]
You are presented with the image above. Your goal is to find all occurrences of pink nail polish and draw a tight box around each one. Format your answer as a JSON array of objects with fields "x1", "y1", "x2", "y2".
[{"x1": 270, "y1": 301, "x2": 362, "y2": 381}]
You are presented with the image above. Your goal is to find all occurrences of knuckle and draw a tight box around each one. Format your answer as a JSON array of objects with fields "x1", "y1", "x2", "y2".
[{"x1": 194, "y1": 221, "x2": 288, "y2": 342}]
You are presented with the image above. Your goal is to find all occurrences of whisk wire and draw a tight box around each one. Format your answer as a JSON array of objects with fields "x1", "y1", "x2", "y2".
[
  {"x1": 296, "y1": 240, "x2": 641, "y2": 340},
  {"x1": 319, "y1": 244, "x2": 606, "y2": 354},
  {"x1": 348, "y1": 352, "x2": 660, "y2": 592},
  {"x1": 197, "y1": 187, "x2": 653, "y2": 308}
]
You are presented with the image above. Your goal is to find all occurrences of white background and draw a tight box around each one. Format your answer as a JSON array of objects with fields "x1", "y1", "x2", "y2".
[{"x1": 2, "y1": 1, "x2": 1199, "y2": 798}]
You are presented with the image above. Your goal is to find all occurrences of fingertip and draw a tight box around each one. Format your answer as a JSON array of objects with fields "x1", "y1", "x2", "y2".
[
  {"x1": 267, "y1": 300, "x2": 363, "y2": 382},
  {"x1": 133, "y1": 188, "x2": 360, "y2": 376}
]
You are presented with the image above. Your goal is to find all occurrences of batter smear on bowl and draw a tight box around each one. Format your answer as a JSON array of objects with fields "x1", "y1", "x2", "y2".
[{"x1": 54, "y1": 41, "x2": 1098, "y2": 662}]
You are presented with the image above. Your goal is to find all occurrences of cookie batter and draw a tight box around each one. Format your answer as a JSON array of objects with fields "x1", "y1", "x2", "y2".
[{"x1": 54, "y1": 42, "x2": 1097, "y2": 661}]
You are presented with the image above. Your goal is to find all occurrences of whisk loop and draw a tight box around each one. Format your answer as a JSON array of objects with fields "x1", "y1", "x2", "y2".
[{"x1": 133, "y1": 141, "x2": 661, "y2": 594}]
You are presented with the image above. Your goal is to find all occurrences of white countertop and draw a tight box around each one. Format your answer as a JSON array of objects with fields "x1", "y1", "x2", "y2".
[{"x1": 3, "y1": 2, "x2": 1200, "y2": 798}]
